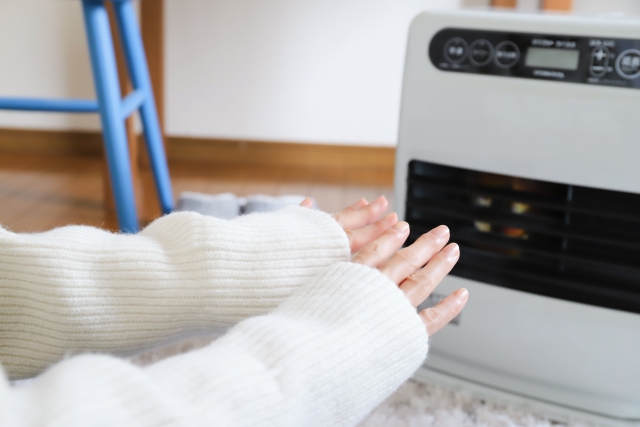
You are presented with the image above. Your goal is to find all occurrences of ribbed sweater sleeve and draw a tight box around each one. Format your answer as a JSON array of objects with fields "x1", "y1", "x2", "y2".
[
  {"x1": 0, "y1": 206, "x2": 350, "y2": 380},
  {"x1": 0, "y1": 262, "x2": 429, "y2": 427}
]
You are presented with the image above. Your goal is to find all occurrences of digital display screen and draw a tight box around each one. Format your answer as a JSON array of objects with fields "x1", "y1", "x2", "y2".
[{"x1": 525, "y1": 47, "x2": 580, "y2": 70}]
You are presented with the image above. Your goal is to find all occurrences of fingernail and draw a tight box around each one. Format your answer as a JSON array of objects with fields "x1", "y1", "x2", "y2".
[
  {"x1": 392, "y1": 221, "x2": 409, "y2": 233},
  {"x1": 430, "y1": 225, "x2": 449, "y2": 240},
  {"x1": 385, "y1": 212, "x2": 398, "y2": 224},
  {"x1": 372, "y1": 196, "x2": 387, "y2": 207},
  {"x1": 441, "y1": 243, "x2": 459, "y2": 259},
  {"x1": 455, "y1": 288, "x2": 469, "y2": 304}
]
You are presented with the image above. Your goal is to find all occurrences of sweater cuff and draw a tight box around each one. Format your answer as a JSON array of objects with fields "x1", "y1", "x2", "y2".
[{"x1": 265, "y1": 262, "x2": 429, "y2": 426}]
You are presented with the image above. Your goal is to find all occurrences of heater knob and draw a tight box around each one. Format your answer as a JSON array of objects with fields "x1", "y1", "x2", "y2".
[
  {"x1": 444, "y1": 37, "x2": 469, "y2": 64},
  {"x1": 615, "y1": 49, "x2": 640, "y2": 79},
  {"x1": 494, "y1": 41, "x2": 520, "y2": 69},
  {"x1": 469, "y1": 39, "x2": 494, "y2": 66}
]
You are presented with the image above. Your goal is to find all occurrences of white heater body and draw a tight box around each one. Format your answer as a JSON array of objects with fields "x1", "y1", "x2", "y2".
[{"x1": 395, "y1": 9, "x2": 640, "y2": 426}]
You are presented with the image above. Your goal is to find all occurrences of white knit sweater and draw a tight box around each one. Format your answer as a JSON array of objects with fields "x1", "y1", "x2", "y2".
[{"x1": 0, "y1": 207, "x2": 429, "y2": 427}]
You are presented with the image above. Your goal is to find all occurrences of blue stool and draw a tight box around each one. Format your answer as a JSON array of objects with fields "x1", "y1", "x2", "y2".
[{"x1": 0, "y1": 0, "x2": 174, "y2": 233}]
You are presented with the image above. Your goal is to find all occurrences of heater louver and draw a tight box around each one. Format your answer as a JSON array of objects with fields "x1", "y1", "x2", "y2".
[{"x1": 405, "y1": 160, "x2": 640, "y2": 314}]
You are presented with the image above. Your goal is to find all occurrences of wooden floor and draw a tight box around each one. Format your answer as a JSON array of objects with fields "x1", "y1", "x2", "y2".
[{"x1": 0, "y1": 154, "x2": 393, "y2": 233}]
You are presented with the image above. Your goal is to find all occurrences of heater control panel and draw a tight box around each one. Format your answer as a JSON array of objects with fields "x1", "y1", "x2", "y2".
[{"x1": 429, "y1": 28, "x2": 640, "y2": 89}]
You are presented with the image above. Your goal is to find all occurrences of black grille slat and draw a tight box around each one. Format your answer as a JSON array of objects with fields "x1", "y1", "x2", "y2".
[
  {"x1": 405, "y1": 160, "x2": 640, "y2": 314},
  {"x1": 453, "y1": 264, "x2": 640, "y2": 315},
  {"x1": 407, "y1": 177, "x2": 640, "y2": 222},
  {"x1": 409, "y1": 226, "x2": 640, "y2": 279},
  {"x1": 460, "y1": 246, "x2": 640, "y2": 294},
  {"x1": 407, "y1": 200, "x2": 640, "y2": 251}
]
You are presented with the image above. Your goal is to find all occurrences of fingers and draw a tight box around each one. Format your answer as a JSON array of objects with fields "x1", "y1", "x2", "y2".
[
  {"x1": 301, "y1": 197, "x2": 365, "y2": 210},
  {"x1": 333, "y1": 196, "x2": 388, "y2": 230},
  {"x1": 400, "y1": 243, "x2": 460, "y2": 307},
  {"x1": 346, "y1": 213, "x2": 464, "y2": 335},
  {"x1": 346, "y1": 212, "x2": 398, "y2": 253},
  {"x1": 379, "y1": 225, "x2": 450, "y2": 285},
  {"x1": 344, "y1": 198, "x2": 368, "y2": 212},
  {"x1": 420, "y1": 288, "x2": 469, "y2": 336},
  {"x1": 352, "y1": 221, "x2": 410, "y2": 268},
  {"x1": 300, "y1": 198, "x2": 314, "y2": 209},
  {"x1": 349, "y1": 216, "x2": 464, "y2": 334}
]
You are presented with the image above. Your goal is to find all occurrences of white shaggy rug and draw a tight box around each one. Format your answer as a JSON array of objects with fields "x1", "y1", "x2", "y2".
[
  {"x1": 128, "y1": 337, "x2": 590, "y2": 427},
  {"x1": 358, "y1": 380, "x2": 588, "y2": 427}
]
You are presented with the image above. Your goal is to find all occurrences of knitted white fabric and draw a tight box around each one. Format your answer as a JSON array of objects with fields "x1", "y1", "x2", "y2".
[
  {"x1": 0, "y1": 263, "x2": 429, "y2": 427},
  {"x1": 0, "y1": 206, "x2": 350, "y2": 379}
]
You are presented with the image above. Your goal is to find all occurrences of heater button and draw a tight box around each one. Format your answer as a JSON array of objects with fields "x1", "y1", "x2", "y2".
[
  {"x1": 469, "y1": 39, "x2": 494, "y2": 66},
  {"x1": 444, "y1": 37, "x2": 469, "y2": 64},
  {"x1": 616, "y1": 49, "x2": 640, "y2": 79},
  {"x1": 589, "y1": 46, "x2": 609, "y2": 78},
  {"x1": 494, "y1": 41, "x2": 520, "y2": 69}
]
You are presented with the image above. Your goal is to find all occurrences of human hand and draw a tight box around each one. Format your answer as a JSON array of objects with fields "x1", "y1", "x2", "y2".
[
  {"x1": 300, "y1": 196, "x2": 398, "y2": 254},
  {"x1": 352, "y1": 222, "x2": 467, "y2": 335}
]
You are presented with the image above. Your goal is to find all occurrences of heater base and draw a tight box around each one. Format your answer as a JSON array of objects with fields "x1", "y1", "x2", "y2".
[{"x1": 413, "y1": 367, "x2": 640, "y2": 427}]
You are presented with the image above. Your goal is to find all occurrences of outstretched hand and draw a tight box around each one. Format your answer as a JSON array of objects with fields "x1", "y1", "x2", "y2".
[
  {"x1": 301, "y1": 196, "x2": 467, "y2": 335},
  {"x1": 301, "y1": 196, "x2": 397, "y2": 254},
  {"x1": 353, "y1": 221, "x2": 467, "y2": 335}
]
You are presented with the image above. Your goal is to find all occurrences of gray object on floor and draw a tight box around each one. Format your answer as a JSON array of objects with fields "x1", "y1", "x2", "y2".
[
  {"x1": 177, "y1": 192, "x2": 316, "y2": 219},
  {"x1": 244, "y1": 194, "x2": 315, "y2": 214},
  {"x1": 176, "y1": 192, "x2": 241, "y2": 220}
]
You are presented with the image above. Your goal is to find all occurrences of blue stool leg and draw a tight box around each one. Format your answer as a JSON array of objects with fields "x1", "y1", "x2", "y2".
[
  {"x1": 82, "y1": 0, "x2": 139, "y2": 233},
  {"x1": 114, "y1": 0, "x2": 174, "y2": 215}
]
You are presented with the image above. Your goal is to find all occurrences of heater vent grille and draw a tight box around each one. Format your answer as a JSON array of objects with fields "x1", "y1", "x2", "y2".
[{"x1": 405, "y1": 160, "x2": 640, "y2": 314}]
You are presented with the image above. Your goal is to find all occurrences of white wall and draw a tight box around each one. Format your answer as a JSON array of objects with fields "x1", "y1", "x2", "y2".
[
  {"x1": 1, "y1": 0, "x2": 639, "y2": 146},
  {"x1": 0, "y1": 0, "x2": 99, "y2": 131},
  {"x1": 165, "y1": 0, "x2": 459, "y2": 146}
]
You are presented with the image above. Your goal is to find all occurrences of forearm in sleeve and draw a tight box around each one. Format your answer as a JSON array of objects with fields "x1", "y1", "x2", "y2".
[{"x1": 0, "y1": 206, "x2": 350, "y2": 379}]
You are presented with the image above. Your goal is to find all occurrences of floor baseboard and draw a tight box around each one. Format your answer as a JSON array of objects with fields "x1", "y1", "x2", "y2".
[
  {"x1": 0, "y1": 128, "x2": 104, "y2": 158},
  {"x1": 0, "y1": 128, "x2": 394, "y2": 186}
]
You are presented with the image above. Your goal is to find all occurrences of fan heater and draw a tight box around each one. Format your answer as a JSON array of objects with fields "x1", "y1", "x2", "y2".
[{"x1": 396, "y1": 9, "x2": 640, "y2": 426}]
